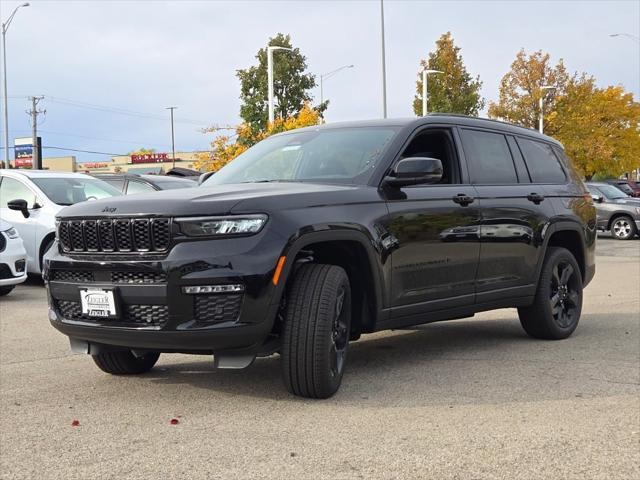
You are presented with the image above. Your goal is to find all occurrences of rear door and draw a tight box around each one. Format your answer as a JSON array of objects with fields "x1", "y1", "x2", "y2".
[{"x1": 459, "y1": 128, "x2": 555, "y2": 302}]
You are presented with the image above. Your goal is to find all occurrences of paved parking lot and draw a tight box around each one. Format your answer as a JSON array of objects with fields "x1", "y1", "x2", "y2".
[{"x1": 1, "y1": 235, "x2": 638, "y2": 480}]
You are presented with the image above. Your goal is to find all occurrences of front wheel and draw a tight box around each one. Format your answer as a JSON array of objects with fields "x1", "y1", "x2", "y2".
[
  {"x1": 92, "y1": 351, "x2": 160, "y2": 375},
  {"x1": 518, "y1": 247, "x2": 583, "y2": 340},
  {"x1": 611, "y1": 215, "x2": 636, "y2": 240},
  {"x1": 281, "y1": 264, "x2": 351, "y2": 399}
]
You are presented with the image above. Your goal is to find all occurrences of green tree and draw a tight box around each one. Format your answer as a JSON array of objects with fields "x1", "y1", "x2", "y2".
[
  {"x1": 127, "y1": 148, "x2": 156, "y2": 155},
  {"x1": 488, "y1": 49, "x2": 570, "y2": 129},
  {"x1": 546, "y1": 77, "x2": 640, "y2": 180},
  {"x1": 413, "y1": 32, "x2": 484, "y2": 116},
  {"x1": 237, "y1": 33, "x2": 319, "y2": 131}
]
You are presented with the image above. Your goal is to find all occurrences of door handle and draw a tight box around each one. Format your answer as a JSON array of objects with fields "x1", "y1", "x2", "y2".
[
  {"x1": 527, "y1": 193, "x2": 545, "y2": 204},
  {"x1": 452, "y1": 193, "x2": 475, "y2": 206}
]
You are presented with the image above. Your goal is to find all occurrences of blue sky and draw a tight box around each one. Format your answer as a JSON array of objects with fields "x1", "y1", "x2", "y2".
[{"x1": 1, "y1": 0, "x2": 638, "y2": 163}]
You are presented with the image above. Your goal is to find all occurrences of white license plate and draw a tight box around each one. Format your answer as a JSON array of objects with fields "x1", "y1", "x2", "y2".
[{"x1": 80, "y1": 288, "x2": 117, "y2": 317}]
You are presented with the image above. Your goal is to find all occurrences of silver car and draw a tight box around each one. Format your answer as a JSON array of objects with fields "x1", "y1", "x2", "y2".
[
  {"x1": 586, "y1": 182, "x2": 640, "y2": 240},
  {"x1": 0, "y1": 170, "x2": 121, "y2": 274}
]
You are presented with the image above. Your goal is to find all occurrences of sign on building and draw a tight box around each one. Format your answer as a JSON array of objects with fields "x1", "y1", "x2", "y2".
[
  {"x1": 130, "y1": 153, "x2": 171, "y2": 164},
  {"x1": 14, "y1": 137, "x2": 42, "y2": 168}
]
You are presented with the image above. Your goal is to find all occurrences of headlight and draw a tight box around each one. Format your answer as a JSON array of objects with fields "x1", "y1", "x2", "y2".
[
  {"x1": 176, "y1": 214, "x2": 267, "y2": 237},
  {"x1": 5, "y1": 227, "x2": 19, "y2": 239}
]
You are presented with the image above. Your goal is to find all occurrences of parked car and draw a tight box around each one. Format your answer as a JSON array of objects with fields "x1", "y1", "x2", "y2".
[
  {"x1": 586, "y1": 182, "x2": 640, "y2": 240},
  {"x1": 0, "y1": 219, "x2": 27, "y2": 296},
  {"x1": 94, "y1": 173, "x2": 196, "y2": 195},
  {"x1": 45, "y1": 115, "x2": 596, "y2": 398},
  {"x1": 604, "y1": 179, "x2": 640, "y2": 198},
  {"x1": 0, "y1": 170, "x2": 122, "y2": 274}
]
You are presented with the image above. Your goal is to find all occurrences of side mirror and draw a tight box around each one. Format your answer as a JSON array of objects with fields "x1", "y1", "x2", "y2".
[
  {"x1": 7, "y1": 199, "x2": 30, "y2": 218},
  {"x1": 591, "y1": 194, "x2": 604, "y2": 203},
  {"x1": 198, "y1": 171, "x2": 215, "y2": 186},
  {"x1": 383, "y1": 157, "x2": 443, "y2": 188}
]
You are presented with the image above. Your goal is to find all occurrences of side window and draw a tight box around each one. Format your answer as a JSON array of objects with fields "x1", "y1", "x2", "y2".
[
  {"x1": 0, "y1": 177, "x2": 37, "y2": 207},
  {"x1": 126, "y1": 180, "x2": 155, "y2": 195},
  {"x1": 517, "y1": 138, "x2": 566, "y2": 184},
  {"x1": 460, "y1": 129, "x2": 518, "y2": 184},
  {"x1": 102, "y1": 179, "x2": 125, "y2": 192},
  {"x1": 398, "y1": 129, "x2": 460, "y2": 184}
]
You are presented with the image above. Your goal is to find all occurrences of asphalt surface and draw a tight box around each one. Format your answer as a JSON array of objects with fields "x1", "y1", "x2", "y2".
[{"x1": 1, "y1": 234, "x2": 638, "y2": 480}]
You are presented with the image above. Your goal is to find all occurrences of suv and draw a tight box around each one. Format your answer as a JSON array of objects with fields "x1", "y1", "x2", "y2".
[
  {"x1": 45, "y1": 115, "x2": 596, "y2": 398},
  {"x1": 586, "y1": 182, "x2": 640, "y2": 240},
  {"x1": 94, "y1": 173, "x2": 196, "y2": 195}
]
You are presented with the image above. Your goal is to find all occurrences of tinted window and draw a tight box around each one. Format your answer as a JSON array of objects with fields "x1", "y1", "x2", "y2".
[
  {"x1": 0, "y1": 177, "x2": 38, "y2": 207},
  {"x1": 460, "y1": 129, "x2": 518, "y2": 184},
  {"x1": 518, "y1": 138, "x2": 566, "y2": 183},
  {"x1": 126, "y1": 180, "x2": 156, "y2": 195}
]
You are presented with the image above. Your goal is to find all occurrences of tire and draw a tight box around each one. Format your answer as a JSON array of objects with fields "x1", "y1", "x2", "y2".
[
  {"x1": 0, "y1": 286, "x2": 15, "y2": 296},
  {"x1": 281, "y1": 264, "x2": 352, "y2": 399},
  {"x1": 610, "y1": 215, "x2": 636, "y2": 240},
  {"x1": 518, "y1": 247, "x2": 583, "y2": 340},
  {"x1": 92, "y1": 351, "x2": 160, "y2": 375}
]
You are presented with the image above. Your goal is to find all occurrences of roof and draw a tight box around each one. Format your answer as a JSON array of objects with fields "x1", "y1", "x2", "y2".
[
  {"x1": 0, "y1": 169, "x2": 94, "y2": 179},
  {"x1": 287, "y1": 114, "x2": 562, "y2": 147}
]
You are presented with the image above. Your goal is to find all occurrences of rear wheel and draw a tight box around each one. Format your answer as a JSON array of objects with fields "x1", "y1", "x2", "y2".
[
  {"x1": 518, "y1": 247, "x2": 583, "y2": 340},
  {"x1": 92, "y1": 351, "x2": 160, "y2": 375},
  {"x1": 281, "y1": 264, "x2": 351, "y2": 399},
  {"x1": 610, "y1": 215, "x2": 636, "y2": 240}
]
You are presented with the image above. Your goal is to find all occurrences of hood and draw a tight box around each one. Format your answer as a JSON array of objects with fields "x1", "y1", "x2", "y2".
[
  {"x1": 610, "y1": 197, "x2": 640, "y2": 207},
  {"x1": 57, "y1": 182, "x2": 376, "y2": 218}
]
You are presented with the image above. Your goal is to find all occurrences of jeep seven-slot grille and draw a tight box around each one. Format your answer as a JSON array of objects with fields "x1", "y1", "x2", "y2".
[{"x1": 58, "y1": 218, "x2": 171, "y2": 253}]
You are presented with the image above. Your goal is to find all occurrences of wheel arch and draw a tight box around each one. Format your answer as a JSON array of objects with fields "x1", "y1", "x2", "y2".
[
  {"x1": 539, "y1": 222, "x2": 586, "y2": 284},
  {"x1": 607, "y1": 211, "x2": 635, "y2": 230},
  {"x1": 39, "y1": 231, "x2": 57, "y2": 272}
]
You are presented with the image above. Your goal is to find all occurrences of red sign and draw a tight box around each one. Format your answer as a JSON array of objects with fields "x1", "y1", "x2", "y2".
[
  {"x1": 15, "y1": 158, "x2": 33, "y2": 168},
  {"x1": 84, "y1": 162, "x2": 109, "y2": 169},
  {"x1": 130, "y1": 153, "x2": 170, "y2": 164}
]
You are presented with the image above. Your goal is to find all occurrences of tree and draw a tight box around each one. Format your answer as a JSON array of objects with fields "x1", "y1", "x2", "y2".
[
  {"x1": 546, "y1": 77, "x2": 640, "y2": 180},
  {"x1": 413, "y1": 32, "x2": 484, "y2": 116},
  {"x1": 127, "y1": 148, "x2": 156, "y2": 155},
  {"x1": 237, "y1": 33, "x2": 318, "y2": 131},
  {"x1": 488, "y1": 50, "x2": 570, "y2": 129},
  {"x1": 195, "y1": 103, "x2": 320, "y2": 172}
]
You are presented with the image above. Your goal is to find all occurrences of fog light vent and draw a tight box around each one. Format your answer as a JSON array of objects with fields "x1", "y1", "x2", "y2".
[{"x1": 15, "y1": 260, "x2": 26, "y2": 273}]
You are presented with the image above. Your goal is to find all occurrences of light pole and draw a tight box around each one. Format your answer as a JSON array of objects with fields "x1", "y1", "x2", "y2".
[
  {"x1": 538, "y1": 85, "x2": 555, "y2": 134},
  {"x1": 609, "y1": 33, "x2": 640, "y2": 44},
  {"x1": 380, "y1": 0, "x2": 387, "y2": 118},
  {"x1": 320, "y1": 64, "x2": 354, "y2": 106},
  {"x1": 421, "y1": 68, "x2": 443, "y2": 116},
  {"x1": 1, "y1": 2, "x2": 29, "y2": 167},
  {"x1": 166, "y1": 106, "x2": 177, "y2": 169},
  {"x1": 267, "y1": 45, "x2": 292, "y2": 125}
]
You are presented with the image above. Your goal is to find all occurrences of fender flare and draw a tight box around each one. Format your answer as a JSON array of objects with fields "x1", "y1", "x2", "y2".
[
  {"x1": 534, "y1": 220, "x2": 587, "y2": 284},
  {"x1": 270, "y1": 228, "x2": 386, "y2": 318}
]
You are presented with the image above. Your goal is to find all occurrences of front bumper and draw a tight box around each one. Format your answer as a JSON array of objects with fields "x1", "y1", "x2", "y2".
[
  {"x1": 45, "y1": 237, "x2": 283, "y2": 354},
  {"x1": 0, "y1": 237, "x2": 28, "y2": 287}
]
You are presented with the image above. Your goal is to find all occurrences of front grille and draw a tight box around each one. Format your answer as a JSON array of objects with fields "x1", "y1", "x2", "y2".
[
  {"x1": 194, "y1": 294, "x2": 243, "y2": 324},
  {"x1": 55, "y1": 299, "x2": 168, "y2": 327},
  {"x1": 0, "y1": 264, "x2": 12, "y2": 279},
  {"x1": 50, "y1": 269, "x2": 167, "y2": 284},
  {"x1": 58, "y1": 218, "x2": 171, "y2": 254}
]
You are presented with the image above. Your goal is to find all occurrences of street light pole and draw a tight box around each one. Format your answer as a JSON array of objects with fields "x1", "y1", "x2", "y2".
[
  {"x1": 538, "y1": 85, "x2": 555, "y2": 134},
  {"x1": 609, "y1": 33, "x2": 640, "y2": 44},
  {"x1": 267, "y1": 45, "x2": 292, "y2": 125},
  {"x1": 1, "y1": 2, "x2": 30, "y2": 167},
  {"x1": 319, "y1": 64, "x2": 354, "y2": 106},
  {"x1": 166, "y1": 106, "x2": 177, "y2": 169},
  {"x1": 421, "y1": 69, "x2": 443, "y2": 116},
  {"x1": 380, "y1": 0, "x2": 387, "y2": 118}
]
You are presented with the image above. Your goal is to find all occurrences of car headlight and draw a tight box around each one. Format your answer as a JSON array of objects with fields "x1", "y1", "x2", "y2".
[
  {"x1": 5, "y1": 227, "x2": 19, "y2": 239},
  {"x1": 175, "y1": 214, "x2": 267, "y2": 237}
]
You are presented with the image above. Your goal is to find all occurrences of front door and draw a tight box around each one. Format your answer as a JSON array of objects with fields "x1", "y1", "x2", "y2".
[
  {"x1": 381, "y1": 128, "x2": 481, "y2": 319},
  {"x1": 0, "y1": 176, "x2": 40, "y2": 270}
]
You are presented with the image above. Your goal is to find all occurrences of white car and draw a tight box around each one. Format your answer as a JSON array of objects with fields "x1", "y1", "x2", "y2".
[
  {"x1": 0, "y1": 170, "x2": 122, "y2": 274},
  {"x1": 0, "y1": 219, "x2": 28, "y2": 296}
]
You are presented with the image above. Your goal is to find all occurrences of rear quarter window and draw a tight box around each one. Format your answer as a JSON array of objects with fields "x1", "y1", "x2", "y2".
[
  {"x1": 460, "y1": 129, "x2": 518, "y2": 184},
  {"x1": 517, "y1": 138, "x2": 567, "y2": 184}
]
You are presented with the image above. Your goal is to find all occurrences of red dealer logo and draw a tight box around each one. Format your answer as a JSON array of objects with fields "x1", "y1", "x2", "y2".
[{"x1": 130, "y1": 153, "x2": 170, "y2": 164}]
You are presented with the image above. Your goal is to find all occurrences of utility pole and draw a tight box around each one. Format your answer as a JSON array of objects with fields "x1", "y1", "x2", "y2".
[
  {"x1": 380, "y1": 0, "x2": 387, "y2": 118},
  {"x1": 166, "y1": 106, "x2": 177, "y2": 169},
  {"x1": 27, "y1": 96, "x2": 44, "y2": 169}
]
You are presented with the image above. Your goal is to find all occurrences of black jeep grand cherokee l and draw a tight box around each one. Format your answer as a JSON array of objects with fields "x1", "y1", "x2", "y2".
[{"x1": 45, "y1": 115, "x2": 596, "y2": 398}]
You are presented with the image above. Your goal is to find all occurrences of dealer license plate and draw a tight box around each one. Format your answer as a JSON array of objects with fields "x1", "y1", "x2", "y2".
[{"x1": 79, "y1": 288, "x2": 117, "y2": 318}]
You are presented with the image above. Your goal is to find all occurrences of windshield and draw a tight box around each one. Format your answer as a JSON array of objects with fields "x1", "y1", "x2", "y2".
[
  {"x1": 203, "y1": 127, "x2": 398, "y2": 186},
  {"x1": 31, "y1": 177, "x2": 122, "y2": 206},
  {"x1": 150, "y1": 178, "x2": 196, "y2": 190},
  {"x1": 597, "y1": 184, "x2": 628, "y2": 199}
]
